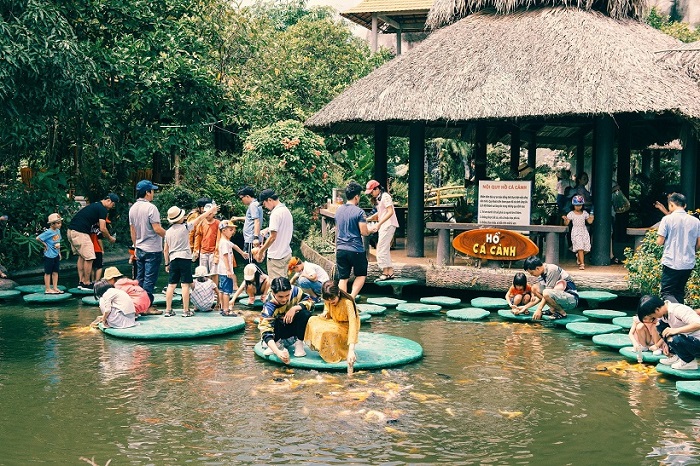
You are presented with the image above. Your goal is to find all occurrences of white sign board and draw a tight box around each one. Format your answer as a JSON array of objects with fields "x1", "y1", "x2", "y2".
[{"x1": 477, "y1": 180, "x2": 531, "y2": 225}]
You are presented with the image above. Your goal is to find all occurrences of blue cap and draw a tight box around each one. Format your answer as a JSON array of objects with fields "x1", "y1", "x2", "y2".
[{"x1": 136, "y1": 180, "x2": 159, "y2": 192}]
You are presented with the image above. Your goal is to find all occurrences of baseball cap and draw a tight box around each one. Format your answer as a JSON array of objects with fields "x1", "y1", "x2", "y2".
[
  {"x1": 288, "y1": 257, "x2": 302, "y2": 271},
  {"x1": 105, "y1": 193, "x2": 120, "y2": 203},
  {"x1": 219, "y1": 220, "x2": 234, "y2": 230},
  {"x1": 259, "y1": 189, "x2": 278, "y2": 201},
  {"x1": 135, "y1": 180, "x2": 159, "y2": 191},
  {"x1": 365, "y1": 180, "x2": 380, "y2": 194},
  {"x1": 196, "y1": 197, "x2": 212, "y2": 208}
]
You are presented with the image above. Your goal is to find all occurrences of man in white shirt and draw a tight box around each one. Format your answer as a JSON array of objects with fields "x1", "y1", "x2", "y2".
[
  {"x1": 255, "y1": 189, "x2": 293, "y2": 279},
  {"x1": 288, "y1": 256, "x2": 329, "y2": 301}
]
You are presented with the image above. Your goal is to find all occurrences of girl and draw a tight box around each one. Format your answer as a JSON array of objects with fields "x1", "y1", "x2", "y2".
[
  {"x1": 94, "y1": 280, "x2": 136, "y2": 329},
  {"x1": 629, "y1": 314, "x2": 665, "y2": 355},
  {"x1": 305, "y1": 281, "x2": 360, "y2": 367},
  {"x1": 365, "y1": 180, "x2": 400, "y2": 281},
  {"x1": 224, "y1": 263, "x2": 270, "y2": 315},
  {"x1": 562, "y1": 195, "x2": 594, "y2": 270},
  {"x1": 506, "y1": 272, "x2": 534, "y2": 315}
]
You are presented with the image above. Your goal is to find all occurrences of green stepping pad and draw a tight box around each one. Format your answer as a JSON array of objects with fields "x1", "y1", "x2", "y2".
[
  {"x1": 151, "y1": 294, "x2": 182, "y2": 306},
  {"x1": 360, "y1": 313, "x2": 372, "y2": 323},
  {"x1": 577, "y1": 291, "x2": 618, "y2": 307},
  {"x1": 0, "y1": 290, "x2": 21, "y2": 300},
  {"x1": 81, "y1": 296, "x2": 100, "y2": 306},
  {"x1": 546, "y1": 313, "x2": 589, "y2": 328},
  {"x1": 447, "y1": 307, "x2": 490, "y2": 321},
  {"x1": 238, "y1": 297, "x2": 265, "y2": 308},
  {"x1": 497, "y1": 309, "x2": 537, "y2": 322},
  {"x1": 67, "y1": 287, "x2": 95, "y2": 295},
  {"x1": 565, "y1": 322, "x2": 622, "y2": 336},
  {"x1": 612, "y1": 316, "x2": 634, "y2": 329},
  {"x1": 357, "y1": 304, "x2": 387, "y2": 315},
  {"x1": 374, "y1": 278, "x2": 418, "y2": 287},
  {"x1": 100, "y1": 312, "x2": 245, "y2": 340},
  {"x1": 23, "y1": 292, "x2": 73, "y2": 304},
  {"x1": 366, "y1": 297, "x2": 407, "y2": 308},
  {"x1": 582, "y1": 309, "x2": 627, "y2": 320},
  {"x1": 619, "y1": 346, "x2": 666, "y2": 363},
  {"x1": 15, "y1": 284, "x2": 66, "y2": 294},
  {"x1": 592, "y1": 333, "x2": 632, "y2": 349},
  {"x1": 676, "y1": 381, "x2": 700, "y2": 396},
  {"x1": 314, "y1": 301, "x2": 324, "y2": 309},
  {"x1": 396, "y1": 303, "x2": 442, "y2": 315},
  {"x1": 420, "y1": 296, "x2": 461, "y2": 306},
  {"x1": 470, "y1": 297, "x2": 509, "y2": 310},
  {"x1": 253, "y1": 332, "x2": 423, "y2": 371},
  {"x1": 656, "y1": 363, "x2": 700, "y2": 379}
]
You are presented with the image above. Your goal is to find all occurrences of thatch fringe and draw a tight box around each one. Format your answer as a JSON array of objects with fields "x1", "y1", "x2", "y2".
[
  {"x1": 657, "y1": 41, "x2": 700, "y2": 87},
  {"x1": 427, "y1": 0, "x2": 647, "y2": 28}
]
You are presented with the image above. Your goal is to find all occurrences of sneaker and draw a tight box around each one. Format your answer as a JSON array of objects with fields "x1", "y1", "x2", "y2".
[
  {"x1": 659, "y1": 355, "x2": 679, "y2": 365},
  {"x1": 263, "y1": 346, "x2": 274, "y2": 356},
  {"x1": 652, "y1": 349, "x2": 663, "y2": 356},
  {"x1": 293, "y1": 340, "x2": 306, "y2": 358},
  {"x1": 671, "y1": 359, "x2": 698, "y2": 370},
  {"x1": 77, "y1": 282, "x2": 93, "y2": 291},
  {"x1": 164, "y1": 310, "x2": 176, "y2": 317}
]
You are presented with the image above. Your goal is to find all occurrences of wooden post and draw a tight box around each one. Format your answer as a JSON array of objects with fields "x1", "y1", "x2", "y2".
[
  {"x1": 407, "y1": 122, "x2": 425, "y2": 257},
  {"x1": 527, "y1": 129, "x2": 536, "y2": 169},
  {"x1": 374, "y1": 122, "x2": 388, "y2": 188},
  {"x1": 652, "y1": 149, "x2": 661, "y2": 173},
  {"x1": 510, "y1": 125, "x2": 521, "y2": 176},
  {"x1": 474, "y1": 123, "x2": 487, "y2": 181},
  {"x1": 371, "y1": 13, "x2": 378, "y2": 54},
  {"x1": 436, "y1": 228, "x2": 450, "y2": 265},
  {"x1": 641, "y1": 149, "x2": 651, "y2": 178},
  {"x1": 681, "y1": 124, "x2": 698, "y2": 210},
  {"x1": 590, "y1": 116, "x2": 614, "y2": 266},
  {"x1": 616, "y1": 122, "x2": 631, "y2": 242},
  {"x1": 576, "y1": 131, "x2": 586, "y2": 178},
  {"x1": 396, "y1": 28, "x2": 402, "y2": 55}
]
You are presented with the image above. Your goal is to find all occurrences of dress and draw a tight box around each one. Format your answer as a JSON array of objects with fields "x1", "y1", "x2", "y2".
[
  {"x1": 567, "y1": 211, "x2": 591, "y2": 252},
  {"x1": 304, "y1": 297, "x2": 360, "y2": 363}
]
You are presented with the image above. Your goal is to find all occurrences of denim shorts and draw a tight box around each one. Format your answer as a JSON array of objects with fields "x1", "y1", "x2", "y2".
[{"x1": 219, "y1": 276, "x2": 233, "y2": 294}]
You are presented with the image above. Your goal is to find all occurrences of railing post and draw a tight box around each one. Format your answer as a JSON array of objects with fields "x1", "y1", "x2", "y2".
[{"x1": 436, "y1": 228, "x2": 451, "y2": 266}]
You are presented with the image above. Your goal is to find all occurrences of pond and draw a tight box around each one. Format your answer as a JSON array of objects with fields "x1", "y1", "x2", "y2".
[{"x1": 0, "y1": 280, "x2": 699, "y2": 465}]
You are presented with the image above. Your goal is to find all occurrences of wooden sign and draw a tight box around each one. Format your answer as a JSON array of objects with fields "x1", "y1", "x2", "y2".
[{"x1": 452, "y1": 228, "x2": 539, "y2": 261}]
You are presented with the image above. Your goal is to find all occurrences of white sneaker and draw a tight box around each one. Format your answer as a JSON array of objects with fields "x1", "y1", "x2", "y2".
[
  {"x1": 263, "y1": 346, "x2": 274, "y2": 356},
  {"x1": 262, "y1": 340, "x2": 284, "y2": 356},
  {"x1": 293, "y1": 340, "x2": 306, "y2": 357},
  {"x1": 652, "y1": 349, "x2": 663, "y2": 356},
  {"x1": 671, "y1": 359, "x2": 698, "y2": 370},
  {"x1": 659, "y1": 355, "x2": 680, "y2": 365}
]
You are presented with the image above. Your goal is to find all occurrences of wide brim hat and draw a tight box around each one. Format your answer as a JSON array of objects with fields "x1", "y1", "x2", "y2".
[
  {"x1": 167, "y1": 206, "x2": 186, "y2": 223},
  {"x1": 103, "y1": 266, "x2": 123, "y2": 281},
  {"x1": 47, "y1": 213, "x2": 63, "y2": 224},
  {"x1": 193, "y1": 266, "x2": 213, "y2": 278}
]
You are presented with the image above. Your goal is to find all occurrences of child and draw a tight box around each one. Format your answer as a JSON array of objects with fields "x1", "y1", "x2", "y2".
[
  {"x1": 506, "y1": 272, "x2": 533, "y2": 315},
  {"x1": 191, "y1": 265, "x2": 219, "y2": 312},
  {"x1": 562, "y1": 195, "x2": 594, "y2": 270},
  {"x1": 629, "y1": 315, "x2": 664, "y2": 355},
  {"x1": 93, "y1": 279, "x2": 136, "y2": 329},
  {"x1": 225, "y1": 263, "x2": 270, "y2": 315},
  {"x1": 88, "y1": 218, "x2": 108, "y2": 282},
  {"x1": 217, "y1": 220, "x2": 240, "y2": 315},
  {"x1": 102, "y1": 266, "x2": 156, "y2": 315},
  {"x1": 163, "y1": 203, "x2": 219, "y2": 317},
  {"x1": 36, "y1": 213, "x2": 64, "y2": 294}
]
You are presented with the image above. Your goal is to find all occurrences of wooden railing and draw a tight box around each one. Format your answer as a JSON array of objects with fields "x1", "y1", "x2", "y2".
[{"x1": 424, "y1": 184, "x2": 464, "y2": 206}]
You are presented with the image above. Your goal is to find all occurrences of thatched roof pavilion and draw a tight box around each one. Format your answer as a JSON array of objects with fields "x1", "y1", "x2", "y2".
[{"x1": 306, "y1": 0, "x2": 700, "y2": 266}]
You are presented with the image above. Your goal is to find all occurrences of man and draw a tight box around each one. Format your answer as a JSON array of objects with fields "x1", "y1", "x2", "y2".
[
  {"x1": 234, "y1": 186, "x2": 263, "y2": 263},
  {"x1": 638, "y1": 294, "x2": 700, "y2": 370},
  {"x1": 656, "y1": 192, "x2": 700, "y2": 304},
  {"x1": 288, "y1": 256, "x2": 329, "y2": 301},
  {"x1": 129, "y1": 180, "x2": 166, "y2": 303},
  {"x1": 189, "y1": 197, "x2": 211, "y2": 259},
  {"x1": 522, "y1": 255, "x2": 578, "y2": 321},
  {"x1": 67, "y1": 193, "x2": 119, "y2": 289},
  {"x1": 255, "y1": 189, "x2": 293, "y2": 279},
  {"x1": 335, "y1": 181, "x2": 370, "y2": 298}
]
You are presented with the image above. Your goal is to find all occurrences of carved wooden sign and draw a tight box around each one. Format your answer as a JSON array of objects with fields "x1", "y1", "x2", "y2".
[{"x1": 453, "y1": 228, "x2": 539, "y2": 261}]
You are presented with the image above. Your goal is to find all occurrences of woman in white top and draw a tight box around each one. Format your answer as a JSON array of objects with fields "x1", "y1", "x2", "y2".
[
  {"x1": 94, "y1": 280, "x2": 136, "y2": 329},
  {"x1": 365, "y1": 180, "x2": 400, "y2": 281}
]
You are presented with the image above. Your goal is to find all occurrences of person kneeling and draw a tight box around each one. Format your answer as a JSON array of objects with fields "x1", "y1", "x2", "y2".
[{"x1": 94, "y1": 280, "x2": 136, "y2": 329}]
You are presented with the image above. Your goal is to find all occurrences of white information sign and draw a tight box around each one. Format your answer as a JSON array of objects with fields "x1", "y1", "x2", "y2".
[{"x1": 477, "y1": 180, "x2": 531, "y2": 226}]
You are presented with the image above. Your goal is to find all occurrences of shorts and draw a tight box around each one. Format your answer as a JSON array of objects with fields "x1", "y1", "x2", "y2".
[
  {"x1": 43, "y1": 256, "x2": 60, "y2": 275},
  {"x1": 67, "y1": 229, "x2": 96, "y2": 260},
  {"x1": 168, "y1": 258, "x2": 193, "y2": 284},
  {"x1": 93, "y1": 252, "x2": 103, "y2": 271},
  {"x1": 336, "y1": 249, "x2": 368, "y2": 280},
  {"x1": 267, "y1": 254, "x2": 292, "y2": 279},
  {"x1": 542, "y1": 289, "x2": 578, "y2": 311},
  {"x1": 219, "y1": 275, "x2": 233, "y2": 294}
]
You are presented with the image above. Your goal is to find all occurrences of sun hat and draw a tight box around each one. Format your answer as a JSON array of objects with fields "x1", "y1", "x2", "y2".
[
  {"x1": 365, "y1": 180, "x2": 380, "y2": 194},
  {"x1": 167, "y1": 206, "x2": 186, "y2": 223},
  {"x1": 572, "y1": 195, "x2": 585, "y2": 206},
  {"x1": 244, "y1": 263, "x2": 257, "y2": 281},
  {"x1": 135, "y1": 180, "x2": 159, "y2": 191},
  {"x1": 193, "y1": 266, "x2": 212, "y2": 278},
  {"x1": 47, "y1": 213, "x2": 63, "y2": 224},
  {"x1": 288, "y1": 257, "x2": 302, "y2": 271},
  {"x1": 103, "y1": 266, "x2": 124, "y2": 281}
]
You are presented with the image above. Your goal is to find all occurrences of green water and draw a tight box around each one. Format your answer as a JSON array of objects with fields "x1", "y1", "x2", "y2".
[{"x1": 1, "y1": 285, "x2": 699, "y2": 465}]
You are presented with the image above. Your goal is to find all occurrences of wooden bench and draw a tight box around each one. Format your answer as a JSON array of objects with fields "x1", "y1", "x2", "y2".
[{"x1": 425, "y1": 222, "x2": 569, "y2": 265}]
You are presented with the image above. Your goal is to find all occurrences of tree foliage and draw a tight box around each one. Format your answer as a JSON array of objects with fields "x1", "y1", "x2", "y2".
[{"x1": 646, "y1": 7, "x2": 700, "y2": 42}]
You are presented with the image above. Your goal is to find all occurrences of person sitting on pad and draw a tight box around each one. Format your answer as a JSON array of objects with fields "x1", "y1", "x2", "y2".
[
  {"x1": 93, "y1": 279, "x2": 136, "y2": 329},
  {"x1": 190, "y1": 265, "x2": 218, "y2": 312},
  {"x1": 102, "y1": 266, "x2": 156, "y2": 315},
  {"x1": 288, "y1": 256, "x2": 329, "y2": 302},
  {"x1": 522, "y1": 256, "x2": 578, "y2": 320}
]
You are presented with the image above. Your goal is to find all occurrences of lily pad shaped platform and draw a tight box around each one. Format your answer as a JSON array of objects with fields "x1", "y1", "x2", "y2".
[
  {"x1": 577, "y1": 291, "x2": 618, "y2": 307},
  {"x1": 253, "y1": 332, "x2": 423, "y2": 371},
  {"x1": 676, "y1": 381, "x2": 700, "y2": 397},
  {"x1": 366, "y1": 297, "x2": 407, "y2": 308},
  {"x1": 582, "y1": 309, "x2": 627, "y2": 320},
  {"x1": 545, "y1": 313, "x2": 589, "y2": 328},
  {"x1": 565, "y1": 322, "x2": 622, "y2": 336},
  {"x1": 238, "y1": 297, "x2": 265, "y2": 309},
  {"x1": 420, "y1": 296, "x2": 461, "y2": 307},
  {"x1": 619, "y1": 346, "x2": 666, "y2": 364},
  {"x1": 612, "y1": 316, "x2": 634, "y2": 330},
  {"x1": 67, "y1": 287, "x2": 95, "y2": 295},
  {"x1": 0, "y1": 290, "x2": 21, "y2": 300},
  {"x1": 357, "y1": 304, "x2": 387, "y2": 315},
  {"x1": 360, "y1": 313, "x2": 372, "y2": 323},
  {"x1": 152, "y1": 294, "x2": 182, "y2": 306},
  {"x1": 100, "y1": 312, "x2": 245, "y2": 340},
  {"x1": 656, "y1": 363, "x2": 700, "y2": 380},
  {"x1": 447, "y1": 307, "x2": 490, "y2": 321},
  {"x1": 470, "y1": 297, "x2": 509, "y2": 310},
  {"x1": 15, "y1": 284, "x2": 67, "y2": 294},
  {"x1": 591, "y1": 333, "x2": 632, "y2": 349},
  {"x1": 23, "y1": 292, "x2": 73, "y2": 304},
  {"x1": 373, "y1": 278, "x2": 418, "y2": 296},
  {"x1": 81, "y1": 296, "x2": 99, "y2": 306},
  {"x1": 497, "y1": 309, "x2": 538, "y2": 322},
  {"x1": 396, "y1": 303, "x2": 442, "y2": 315}
]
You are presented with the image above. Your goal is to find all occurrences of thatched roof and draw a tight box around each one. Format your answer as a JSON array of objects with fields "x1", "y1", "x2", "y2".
[
  {"x1": 656, "y1": 41, "x2": 700, "y2": 84},
  {"x1": 342, "y1": 0, "x2": 434, "y2": 32},
  {"x1": 306, "y1": 7, "x2": 700, "y2": 138},
  {"x1": 426, "y1": 0, "x2": 647, "y2": 28}
]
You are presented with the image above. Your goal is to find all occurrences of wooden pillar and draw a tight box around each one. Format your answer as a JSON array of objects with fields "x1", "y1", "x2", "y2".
[
  {"x1": 407, "y1": 122, "x2": 425, "y2": 257},
  {"x1": 576, "y1": 131, "x2": 586, "y2": 177},
  {"x1": 527, "y1": 130, "x2": 536, "y2": 169},
  {"x1": 616, "y1": 122, "x2": 631, "y2": 243},
  {"x1": 641, "y1": 149, "x2": 651, "y2": 177},
  {"x1": 681, "y1": 124, "x2": 698, "y2": 210},
  {"x1": 371, "y1": 14, "x2": 378, "y2": 54},
  {"x1": 590, "y1": 116, "x2": 614, "y2": 266},
  {"x1": 374, "y1": 122, "x2": 388, "y2": 188},
  {"x1": 474, "y1": 123, "x2": 487, "y2": 181},
  {"x1": 396, "y1": 28, "x2": 402, "y2": 55},
  {"x1": 510, "y1": 126, "x2": 521, "y2": 176},
  {"x1": 652, "y1": 149, "x2": 661, "y2": 173}
]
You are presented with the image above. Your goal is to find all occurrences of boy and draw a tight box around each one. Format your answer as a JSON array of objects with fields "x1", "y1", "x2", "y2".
[
  {"x1": 163, "y1": 203, "x2": 218, "y2": 317},
  {"x1": 522, "y1": 255, "x2": 578, "y2": 320},
  {"x1": 36, "y1": 213, "x2": 64, "y2": 294},
  {"x1": 217, "y1": 220, "x2": 241, "y2": 314},
  {"x1": 288, "y1": 256, "x2": 329, "y2": 301}
]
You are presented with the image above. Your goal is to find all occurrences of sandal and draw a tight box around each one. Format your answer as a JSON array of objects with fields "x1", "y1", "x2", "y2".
[
  {"x1": 164, "y1": 310, "x2": 175, "y2": 317},
  {"x1": 552, "y1": 311, "x2": 567, "y2": 320},
  {"x1": 376, "y1": 274, "x2": 395, "y2": 282},
  {"x1": 579, "y1": 264, "x2": 585, "y2": 270},
  {"x1": 220, "y1": 310, "x2": 240, "y2": 317}
]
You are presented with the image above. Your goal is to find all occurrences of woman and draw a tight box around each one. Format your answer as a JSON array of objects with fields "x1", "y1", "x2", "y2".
[
  {"x1": 305, "y1": 281, "x2": 360, "y2": 366},
  {"x1": 365, "y1": 179, "x2": 400, "y2": 281},
  {"x1": 93, "y1": 279, "x2": 136, "y2": 329},
  {"x1": 258, "y1": 277, "x2": 313, "y2": 364}
]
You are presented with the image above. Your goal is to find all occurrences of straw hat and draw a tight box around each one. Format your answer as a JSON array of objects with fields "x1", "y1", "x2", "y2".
[
  {"x1": 244, "y1": 263, "x2": 257, "y2": 281},
  {"x1": 167, "y1": 206, "x2": 186, "y2": 224},
  {"x1": 47, "y1": 213, "x2": 63, "y2": 224},
  {"x1": 193, "y1": 266, "x2": 212, "y2": 278},
  {"x1": 103, "y1": 267, "x2": 123, "y2": 281}
]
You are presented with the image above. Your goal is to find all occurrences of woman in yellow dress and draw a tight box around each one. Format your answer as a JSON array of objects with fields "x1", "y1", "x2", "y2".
[{"x1": 304, "y1": 281, "x2": 360, "y2": 365}]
